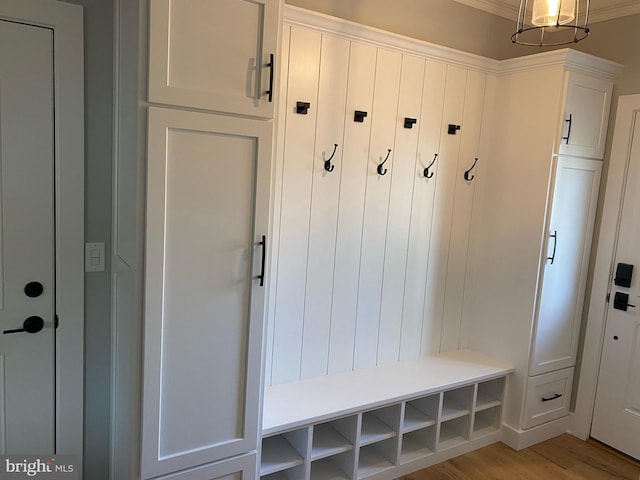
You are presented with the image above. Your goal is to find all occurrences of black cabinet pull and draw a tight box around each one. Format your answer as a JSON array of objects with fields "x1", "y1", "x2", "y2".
[
  {"x1": 541, "y1": 393, "x2": 562, "y2": 402},
  {"x1": 257, "y1": 235, "x2": 266, "y2": 287},
  {"x1": 562, "y1": 114, "x2": 572, "y2": 144},
  {"x1": 547, "y1": 230, "x2": 558, "y2": 265},
  {"x1": 265, "y1": 53, "x2": 275, "y2": 103}
]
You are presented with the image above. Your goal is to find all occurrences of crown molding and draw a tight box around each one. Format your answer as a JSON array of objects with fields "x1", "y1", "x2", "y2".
[
  {"x1": 497, "y1": 49, "x2": 623, "y2": 79},
  {"x1": 452, "y1": 0, "x2": 519, "y2": 21},
  {"x1": 452, "y1": 0, "x2": 640, "y2": 23},
  {"x1": 589, "y1": 1, "x2": 640, "y2": 23},
  {"x1": 284, "y1": 5, "x2": 623, "y2": 79},
  {"x1": 284, "y1": 5, "x2": 501, "y2": 75}
]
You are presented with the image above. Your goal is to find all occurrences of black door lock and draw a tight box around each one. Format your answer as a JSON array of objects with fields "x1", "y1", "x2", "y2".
[{"x1": 614, "y1": 262, "x2": 633, "y2": 288}]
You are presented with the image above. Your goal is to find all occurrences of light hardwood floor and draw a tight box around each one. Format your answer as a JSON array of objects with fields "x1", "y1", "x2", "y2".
[{"x1": 398, "y1": 434, "x2": 640, "y2": 480}]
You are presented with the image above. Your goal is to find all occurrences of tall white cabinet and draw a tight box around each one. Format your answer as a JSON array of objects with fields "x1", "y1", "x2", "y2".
[
  {"x1": 463, "y1": 51, "x2": 618, "y2": 448},
  {"x1": 141, "y1": 1, "x2": 281, "y2": 479}
]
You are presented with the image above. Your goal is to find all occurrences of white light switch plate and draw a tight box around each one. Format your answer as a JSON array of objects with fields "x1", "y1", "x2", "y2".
[{"x1": 85, "y1": 242, "x2": 105, "y2": 272}]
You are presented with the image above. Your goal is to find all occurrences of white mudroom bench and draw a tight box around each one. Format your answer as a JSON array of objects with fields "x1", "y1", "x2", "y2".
[{"x1": 261, "y1": 349, "x2": 514, "y2": 480}]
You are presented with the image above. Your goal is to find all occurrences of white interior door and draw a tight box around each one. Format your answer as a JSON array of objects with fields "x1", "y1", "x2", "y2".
[
  {"x1": 591, "y1": 111, "x2": 640, "y2": 461},
  {"x1": 0, "y1": 19, "x2": 55, "y2": 453}
]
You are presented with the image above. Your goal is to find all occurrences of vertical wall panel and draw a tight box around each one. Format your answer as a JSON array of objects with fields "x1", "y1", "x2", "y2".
[
  {"x1": 353, "y1": 48, "x2": 402, "y2": 370},
  {"x1": 327, "y1": 42, "x2": 377, "y2": 375},
  {"x1": 421, "y1": 66, "x2": 468, "y2": 355},
  {"x1": 301, "y1": 35, "x2": 350, "y2": 379},
  {"x1": 377, "y1": 54, "x2": 425, "y2": 365},
  {"x1": 400, "y1": 60, "x2": 447, "y2": 360},
  {"x1": 265, "y1": 25, "x2": 291, "y2": 386},
  {"x1": 271, "y1": 27, "x2": 321, "y2": 385},
  {"x1": 440, "y1": 70, "x2": 487, "y2": 352}
]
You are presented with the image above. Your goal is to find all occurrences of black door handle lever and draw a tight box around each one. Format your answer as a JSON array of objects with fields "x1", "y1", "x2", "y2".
[{"x1": 4, "y1": 316, "x2": 45, "y2": 334}]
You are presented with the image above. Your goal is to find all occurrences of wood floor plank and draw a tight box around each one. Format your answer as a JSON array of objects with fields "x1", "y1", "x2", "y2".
[{"x1": 397, "y1": 435, "x2": 640, "y2": 480}]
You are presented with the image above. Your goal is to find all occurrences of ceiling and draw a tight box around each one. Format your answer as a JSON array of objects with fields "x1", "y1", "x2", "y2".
[{"x1": 452, "y1": 0, "x2": 640, "y2": 23}]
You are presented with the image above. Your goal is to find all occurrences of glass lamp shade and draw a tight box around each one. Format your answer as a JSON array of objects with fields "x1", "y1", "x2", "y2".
[{"x1": 531, "y1": 0, "x2": 575, "y2": 26}]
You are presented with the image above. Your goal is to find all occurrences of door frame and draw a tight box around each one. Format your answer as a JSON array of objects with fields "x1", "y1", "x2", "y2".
[
  {"x1": 0, "y1": 0, "x2": 84, "y2": 457},
  {"x1": 573, "y1": 94, "x2": 640, "y2": 439}
]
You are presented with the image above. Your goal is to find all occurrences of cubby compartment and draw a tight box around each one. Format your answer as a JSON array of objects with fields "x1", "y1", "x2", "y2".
[
  {"x1": 475, "y1": 377, "x2": 504, "y2": 411},
  {"x1": 262, "y1": 465, "x2": 306, "y2": 480},
  {"x1": 441, "y1": 386, "x2": 473, "y2": 421},
  {"x1": 360, "y1": 405, "x2": 400, "y2": 446},
  {"x1": 357, "y1": 437, "x2": 398, "y2": 479},
  {"x1": 311, "y1": 416, "x2": 356, "y2": 461},
  {"x1": 438, "y1": 415, "x2": 471, "y2": 450},
  {"x1": 402, "y1": 395, "x2": 439, "y2": 433},
  {"x1": 400, "y1": 426, "x2": 436, "y2": 464},
  {"x1": 261, "y1": 429, "x2": 308, "y2": 478},
  {"x1": 311, "y1": 450, "x2": 354, "y2": 480},
  {"x1": 472, "y1": 405, "x2": 501, "y2": 439}
]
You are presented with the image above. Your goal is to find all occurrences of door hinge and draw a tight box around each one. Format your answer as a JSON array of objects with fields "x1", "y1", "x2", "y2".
[
  {"x1": 606, "y1": 293, "x2": 611, "y2": 303},
  {"x1": 55, "y1": 315, "x2": 59, "y2": 328}
]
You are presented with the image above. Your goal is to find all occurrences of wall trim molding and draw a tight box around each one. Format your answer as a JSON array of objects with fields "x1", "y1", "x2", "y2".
[
  {"x1": 284, "y1": 5, "x2": 623, "y2": 80},
  {"x1": 284, "y1": 5, "x2": 501, "y2": 75}
]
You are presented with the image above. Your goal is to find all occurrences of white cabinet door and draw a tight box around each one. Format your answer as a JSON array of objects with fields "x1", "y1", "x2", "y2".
[
  {"x1": 149, "y1": 0, "x2": 280, "y2": 118},
  {"x1": 558, "y1": 72, "x2": 612, "y2": 159},
  {"x1": 530, "y1": 157, "x2": 601, "y2": 376},
  {"x1": 142, "y1": 107, "x2": 272, "y2": 479}
]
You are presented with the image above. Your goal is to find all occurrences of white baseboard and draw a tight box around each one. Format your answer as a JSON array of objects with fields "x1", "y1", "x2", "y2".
[{"x1": 501, "y1": 416, "x2": 570, "y2": 450}]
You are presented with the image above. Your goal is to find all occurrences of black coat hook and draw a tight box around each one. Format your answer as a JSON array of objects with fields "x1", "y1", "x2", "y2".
[
  {"x1": 324, "y1": 144, "x2": 338, "y2": 172},
  {"x1": 377, "y1": 149, "x2": 392, "y2": 176},
  {"x1": 464, "y1": 157, "x2": 479, "y2": 181},
  {"x1": 423, "y1": 153, "x2": 438, "y2": 178}
]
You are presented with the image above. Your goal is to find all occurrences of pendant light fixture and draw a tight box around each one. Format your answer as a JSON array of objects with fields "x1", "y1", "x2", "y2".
[{"x1": 512, "y1": 0, "x2": 590, "y2": 46}]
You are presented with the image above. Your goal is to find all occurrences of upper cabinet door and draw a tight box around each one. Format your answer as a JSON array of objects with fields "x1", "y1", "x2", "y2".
[
  {"x1": 148, "y1": 0, "x2": 280, "y2": 118},
  {"x1": 558, "y1": 72, "x2": 612, "y2": 159}
]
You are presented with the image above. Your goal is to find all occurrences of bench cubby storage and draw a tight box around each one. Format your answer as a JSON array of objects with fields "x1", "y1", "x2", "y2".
[{"x1": 261, "y1": 350, "x2": 513, "y2": 480}]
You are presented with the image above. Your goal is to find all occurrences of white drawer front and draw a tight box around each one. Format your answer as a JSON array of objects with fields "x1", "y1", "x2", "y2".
[
  {"x1": 523, "y1": 368, "x2": 573, "y2": 429},
  {"x1": 155, "y1": 453, "x2": 256, "y2": 480}
]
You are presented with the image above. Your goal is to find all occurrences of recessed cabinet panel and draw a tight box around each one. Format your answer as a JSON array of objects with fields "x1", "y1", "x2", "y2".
[
  {"x1": 530, "y1": 157, "x2": 601, "y2": 376},
  {"x1": 143, "y1": 108, "x2": 272, "y2": 478},
  {"x1": 558, "y1": 72, "x2": 612, "y2": 159},
  {"x1": 148, "y1": 0, "x2": 279, "y2": 117}
]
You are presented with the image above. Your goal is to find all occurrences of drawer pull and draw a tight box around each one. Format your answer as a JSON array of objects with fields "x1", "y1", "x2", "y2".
[{"x1": 541, "y1": 393, "x2": 562, "y2": 402}]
